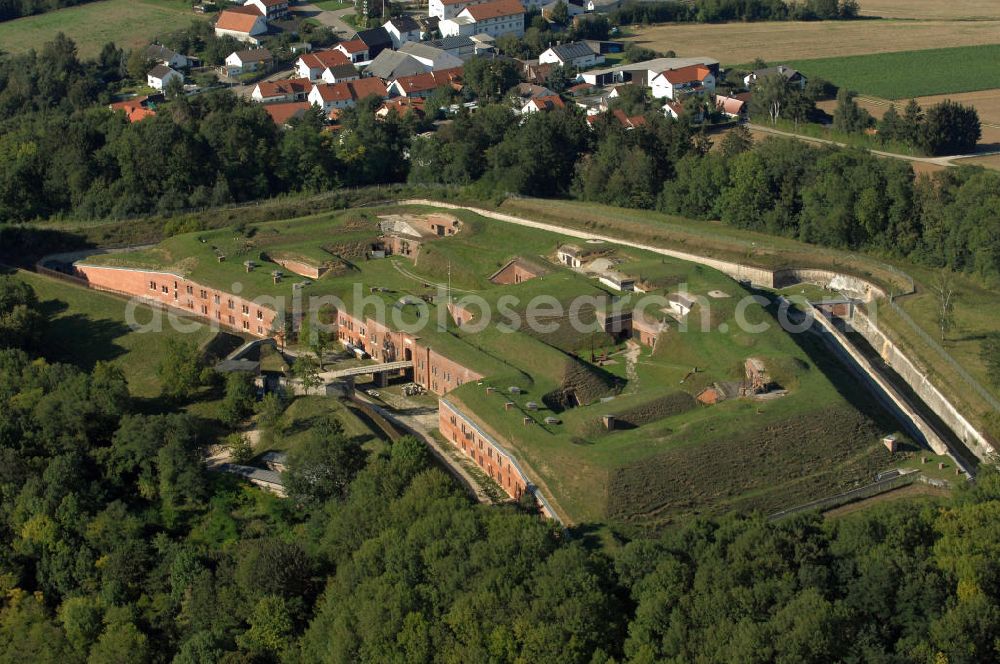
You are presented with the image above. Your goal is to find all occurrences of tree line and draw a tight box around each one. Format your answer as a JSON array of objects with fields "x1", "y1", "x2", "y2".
[
  {"x1": 3, "y1": 272, "x2": 1000, "y2": 662},
  {"x1": 610, "y1": 0, "x2": 860, "y2": 26},
  {"x1": 1, "y1": 33, "x2": 998, "y2": 282}
]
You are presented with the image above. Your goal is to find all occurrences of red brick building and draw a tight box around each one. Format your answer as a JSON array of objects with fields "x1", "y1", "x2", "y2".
[
  {"x1": 73, "y1": 264, "x2": 280, "y2": 337},
  {"x1": 439, "y1": 398, "x2": 528, "y2": 501},
  {"x1": 334, "y1": 309, "x2": 485, "y2": 395}
]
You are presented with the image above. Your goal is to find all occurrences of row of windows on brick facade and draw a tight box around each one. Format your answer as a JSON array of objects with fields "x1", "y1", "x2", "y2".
[{"x1": 149, "y1": 280, "x2": 264, "y2": 321}]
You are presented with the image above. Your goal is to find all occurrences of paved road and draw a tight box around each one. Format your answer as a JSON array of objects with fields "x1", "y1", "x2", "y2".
[
  {"x1": 292, "y1": 2, "x2": 357, "y2": 38},
  {"x1": 748, "y1": 122, "x2": 1000, "y2": 167}
]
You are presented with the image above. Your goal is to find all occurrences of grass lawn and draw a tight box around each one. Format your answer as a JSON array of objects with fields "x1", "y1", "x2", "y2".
[
  {"x1": 311, "y1": 0, "x2": 353, "y2": 9},
  {"x1": 14, "y1": 268, "x2": 215, "y2": 398},
  {"x1": 0, "y1": 0, "x2": 205, "y2": 58},
  {"x1": 788, "y1": 45, "x2": 1000, "y2": 99}
]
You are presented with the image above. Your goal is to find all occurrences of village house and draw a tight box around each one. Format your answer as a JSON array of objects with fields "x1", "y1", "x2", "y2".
[
  {"x1": 383, "y1": 15, "x2": 422, "y2": 47},
  {"x1": 398, "y1": 41, "x2": 465, "y2": 70},
  {"x1": 308, "y1": 78, "x2": 388, "y2": 113},
  {"x1": 578, "y1": 56, "x2": 719, "y2": 87},
  {"x1": 144, "y1": 44, "x2": 189, "y2": 70},
  {"x1": 321, "y1": 63, "x2": 360, "y2": 84},
  {"x1": 251, "y1": 77, "x2": 312, "y2": 103},
  {"x1": 428, "y1": 0, "x2": 489, "y2": 21},
  {"x1": 147, "y1": 64, "x2": 182, "y2": 91},
  {"x1": 356, "y1": 27, "x2": 395, "y2": 60},
  {"x1": 440, "y1": 0, "x2": 526, "y2": 39},
  {"x1": 538, "y1": 41, "x2": 602, "y2": 69},
  {"x1": 334, "y1": 39, "x2": 371, "y2": 64},
  {"x1": 387, "y1": 67, "x2": 463, "y2": 98},
  {"x1": 715, "y1": 94, "x2": 747, "y2": 119},
  {"x1": 542, "y1": 0, "x2": 585, "y2": 19},
  {"x1": 244, "y1": 0, "x2": 289, "y2": 19},
  {"x1": 215, "y1": 8, "x2": 269, "y2": 43},
  {"x1": 521, "y1": 94, "x2": 565, "y2": 113},
  {"x1": 744, "y1": 65, "x2": 807, "y2": 90},
  {"x1": 224, "y1": 48, "x2": 273, "y2": 76},
  {"x1": 365, "y1": 49, "x2": 433, "y2": 80},
  {"x1": 109, "y1": 96, "x2": 157, "y2": 123},
  {"x1": 650, "y1": 64, "x2": 715, "y2": 100},
  {"x1": 376, "y1": 97, "x2": 426, "y2": 120},
  {"x1": 263, "y1": 101, "x2": 313, "y2": 126},
  {"x1": 295, "y1": 50, "x2": 352, "y2": 80},
  {"x1": 609, "y1": 108, "x2": 646, "y2": 129},
  {"x1": 517, "y1": 58, "x2": 555, "y2": 85},
  {"x1": 425, "y1": 35, "x2": 478, "y2": 59}
]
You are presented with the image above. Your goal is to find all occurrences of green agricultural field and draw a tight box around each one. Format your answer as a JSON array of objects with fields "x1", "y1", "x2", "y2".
[
  {"x1": 15, "y1": 269, "x2": 215, "y2": 398},
  {"x1": 0, "y1": 0, "x2": 204, "y2": 58},
  {"x1": 788, "y1": 44, "x2": 1000, "y2": 99},
  {"x1": 86, "y1": 204, "x2": 903, "y2": 528}
]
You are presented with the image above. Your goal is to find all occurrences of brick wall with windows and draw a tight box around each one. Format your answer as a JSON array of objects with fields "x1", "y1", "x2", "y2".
[
  {"x1": 73, "y1": 264, "x2": 279, "y2": 339},
  {"x1": 438, "y1": 399, "x2": 528, "y2": 501}
]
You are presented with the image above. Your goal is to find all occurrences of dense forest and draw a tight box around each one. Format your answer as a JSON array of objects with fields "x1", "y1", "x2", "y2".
[{"x1": 2, "y1": 273, "x2": 1000, "y2": 663}]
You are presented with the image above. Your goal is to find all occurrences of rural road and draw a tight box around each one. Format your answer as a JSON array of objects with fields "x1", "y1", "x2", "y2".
[
  {"x1": 748, "y1": 122, "x2": 1000, "y2": 167},
  {"x1": 292, "y1": 2, "x2": 356, "y2": 38}
]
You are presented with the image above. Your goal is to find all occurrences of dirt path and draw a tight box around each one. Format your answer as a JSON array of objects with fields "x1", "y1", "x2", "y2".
[
  {"x1": 748, "y1": 122, "x2": 1000, "y2": 167},
  {"x1": 623, "y1": 340, "x2": 640, "y2": 391}
]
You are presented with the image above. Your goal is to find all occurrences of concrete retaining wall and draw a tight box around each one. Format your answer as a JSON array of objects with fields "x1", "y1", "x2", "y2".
[
  {"x1": 850, "y1": 309, "x2": 995, "y2": 461},
  {"x1": 810, "y1": 308, "x2": 951, "y2": 457}
]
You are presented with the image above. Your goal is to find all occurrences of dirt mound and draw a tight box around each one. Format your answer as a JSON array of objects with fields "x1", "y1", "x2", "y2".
[
  {"x1": 610, "y1": 391, "x2": 696, "y2": 429},
  {"x1": 543, "y1": 355, "x2": 623, "y2": 411}
]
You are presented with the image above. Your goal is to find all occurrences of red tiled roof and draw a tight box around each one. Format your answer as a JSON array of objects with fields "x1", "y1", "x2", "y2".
[
  {"x1": 336, "y1": 39, "x2": 368, "y2": 54},
  {"x1": 313, "y1": 78, "x2": 387, "y2": 102},
  {"x1": 663, "y1": 100, "x2": 685, "y2": 117},
  {"x1": 462, "y1": 0, "x2": 525, "y2": 20},
  {"x1": 216, "y1": 9, "x2": 263, "y2": 32},
  {"x1": 377, "y1": 97, "x2": 425, "y2": 118},
  {"x1": 612, "y1": 108, "x2": 645, "y2": 129},
  {"x1": 256, "y1": 77, "x2": 312, "y2": 97},
  {"x1": 264, "y1": 101, "x2": 312, "y2": 125},
  {"x1": 110, "y1": 98, "x2": 156, "y2": 123},
  {"x1": 715, "y1": 95, "x2": 745, "y2": 115},
  {"x1": 299, "y1": 50, "x2": 352, "y2": 69},
  {"x1": 660, "y1": 65, "x2": 711, "y2": 85},
  {"x1": 391, "y1": 67, "x2": 463, "y2": 94},
  {"x1": 528, "y1": 94, "x2": 564, "y2": 111}
]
